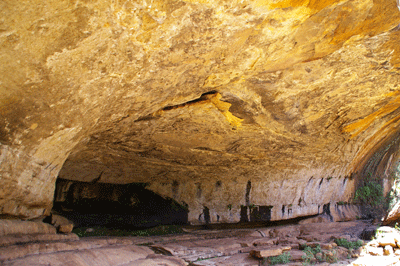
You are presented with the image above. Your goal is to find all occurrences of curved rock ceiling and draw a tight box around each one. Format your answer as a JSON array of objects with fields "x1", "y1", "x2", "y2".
[{"x1": 2, "y1": 0, "x2": 400, "y2": 224}]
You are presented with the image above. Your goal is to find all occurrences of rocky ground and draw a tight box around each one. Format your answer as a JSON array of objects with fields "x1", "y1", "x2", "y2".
[{"x1": 2, "y1": 219, "x2": 400, "y2": 266}]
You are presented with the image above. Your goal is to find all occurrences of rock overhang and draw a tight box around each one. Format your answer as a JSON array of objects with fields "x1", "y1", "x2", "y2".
[{"x1": 2, "y1": 0, "x2": 400, "y2": 223}]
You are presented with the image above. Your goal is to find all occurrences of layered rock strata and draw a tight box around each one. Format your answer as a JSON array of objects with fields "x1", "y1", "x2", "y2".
[
  {"x1": 0, "y1": 220, "x2": 373, "y2": 266},
  {"x1": 2, "y1": 0, "x2": 400, "y2": 223}
]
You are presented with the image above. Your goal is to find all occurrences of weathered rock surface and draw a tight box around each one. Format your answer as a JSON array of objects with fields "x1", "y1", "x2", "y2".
[
  {"x1": 7, "y1": 220, "x2": 400, "y2": 266},
  {"x1": 250, "y1": 246, "x2": 291, "y2": 259},
  {"x1": 0, "y1": 220, "x2": 56, "y2": 236},
  {"x1": 2, "y1": 0, "x2": 400, "y2": 223},
  {"x1": 48, "y1": 213, "x2": 75, "y2": 233},
  {"x1": 0, "y1": 220, "x2": 187, "y2": 266},
  {"x1": 3, "y1": 244, "x2": 188, "y2": 266}
]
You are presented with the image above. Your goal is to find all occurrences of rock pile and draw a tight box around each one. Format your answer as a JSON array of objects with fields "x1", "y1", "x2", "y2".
[
  {"x1": 351, "y1": 226, "x2": 400, "y2": 266},
  {"x1": 181, "y1": 221, "x2": 366, "y2": 266}
]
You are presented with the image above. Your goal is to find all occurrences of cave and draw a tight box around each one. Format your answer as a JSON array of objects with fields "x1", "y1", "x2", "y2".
[
  {"x1": 6, "y1": 1, "x2": 400, "y2": 265},
  {"x1": 52, "y1": 179, "x2": 188, "y2": 229},
  {"x1": 2, "y1": 0, "x2": 400, "y2": 234}
]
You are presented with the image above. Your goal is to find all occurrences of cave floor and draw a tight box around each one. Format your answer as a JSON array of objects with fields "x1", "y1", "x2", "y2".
[{"x1": 1, "y1": 220, "x2": 399, "y2": 266}]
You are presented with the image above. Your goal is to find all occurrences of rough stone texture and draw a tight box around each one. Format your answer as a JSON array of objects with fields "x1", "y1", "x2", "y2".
[
  {"x1": 0, "y1": 233, "x2": 79, "y2": 248},
  {"x1": 1, "y1": 220, "x2": 392, "y2": 266},
  {"x1": 2, "y1": 0, "x2": 400, "y2": 223},
  {"x1": 3, "y1": 245, "x2": 187, "y2": 266},
  {"x1": 49, "y1": 214, "x2": 75, "y2": 233},
  {"x1": 250, "y1": 246, "x2": 291, "y2": 258},
  {"x1": 0, "y1": 220, "x2": 56, "y2": 236},
  {"x1": 384, "y1": 200, "x2": 400, "y2": 225}
]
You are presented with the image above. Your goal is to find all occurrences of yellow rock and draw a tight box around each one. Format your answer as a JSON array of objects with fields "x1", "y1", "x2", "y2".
[{"x1": 1, "y1": 0, "x2": 400, "y2": 224}]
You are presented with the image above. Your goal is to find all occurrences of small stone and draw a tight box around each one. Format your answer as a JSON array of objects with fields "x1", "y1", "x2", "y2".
[
  {"x1": 289, "y1": 250, "x2": 306, "y2": 261},
  {"x1": 320, "y1": 243, "x2": 333, "y2": 250},
  {"x1": 50, "y1": 214, "x2": 74, "y2": 234},
  {"x1": 336, "y1": 246, "x2": 350, "y2": 258},
  {"x1": 384, "y1": 245, "x2": 394, "y2": 255},
  {"x1": 250, "y1": 246, "x2": 291, "y2": 259},
  {"x1": 252, "y1": 238, "x2": 277, "y2": 246},
  {"x1": 298, "y1": 239, "x2": 307, "y2": 248},
  {"x1": 250, "y1": 249, "x2": 282, "y2": 259},
  {"x1": 58, "y1": 224, "x2": 73, "y2": 234}
]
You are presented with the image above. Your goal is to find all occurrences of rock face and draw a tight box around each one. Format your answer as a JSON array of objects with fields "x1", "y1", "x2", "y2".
[{"x1": 2, "y1": 0, "x2": 400, "y2": 223}]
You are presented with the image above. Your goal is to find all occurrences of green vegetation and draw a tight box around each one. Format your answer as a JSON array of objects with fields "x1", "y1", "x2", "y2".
[
  {"x1": 73, "y1": 224, "x2": 185, "y2": 237},
  {"x1": 334, "y1": 238, "x2": 363, "y2": 250},
  {"x1": 301, "y1": 244, "x2": 337, "y2": 265},
  {"x1": 267, "y1": 252, "x2": 291, "y2": 265},
  {"x1": 301, "y1": 246, "x2": 316, "y2": 265},
  {"x1": 354, "y1": 175, "x2": 386, "y2": 218},
  {"x1": 248, "y1": 204, "x2": 256, "y2": 209},
  {"x1": 395, "y1": 222, "x2": 400, "y2": 232}
]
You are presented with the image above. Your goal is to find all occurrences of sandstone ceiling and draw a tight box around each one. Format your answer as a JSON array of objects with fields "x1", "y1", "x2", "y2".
[{"x1": 2, "y1": 0, "x2": 400, "y2": 224}]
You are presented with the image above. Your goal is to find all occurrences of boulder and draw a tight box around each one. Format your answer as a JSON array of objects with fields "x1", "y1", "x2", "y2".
[
  {"x1": 289, "y1": 250, "x2": 306, "y2": 261},
  {"x1": 250, "y1": 246, "x2": 291, "y2": 259},
  {"x1": 49, "y1": 214, "x2": 74, "y2": 234}
]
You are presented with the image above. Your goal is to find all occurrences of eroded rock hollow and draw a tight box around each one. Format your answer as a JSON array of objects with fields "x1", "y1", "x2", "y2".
[{"x1": 2, "y1": 0, "x2": 400, "y2": 225}]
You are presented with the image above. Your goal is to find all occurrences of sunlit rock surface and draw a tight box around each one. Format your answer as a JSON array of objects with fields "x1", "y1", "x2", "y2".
[{"x1": 2, "y1": 0, "x2": 400, "y2": 223}]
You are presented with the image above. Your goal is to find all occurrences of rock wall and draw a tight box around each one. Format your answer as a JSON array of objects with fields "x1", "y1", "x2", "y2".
[{"x1": 2, "y1": 0, "x2": 400, "y2": 223}]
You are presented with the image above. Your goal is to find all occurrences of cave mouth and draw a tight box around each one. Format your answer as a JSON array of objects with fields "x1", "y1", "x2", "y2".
[{"x1": 52, "y1": 179, "x2": 189, "y2": 230}]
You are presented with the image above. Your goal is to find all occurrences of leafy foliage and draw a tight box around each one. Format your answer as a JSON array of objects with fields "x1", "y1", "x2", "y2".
[
  {"x1": 301, "y1": 246, "x2": 315, "y2": 265},
  {"x1": 268, "y1": 252, "x2": 291, "y2": 265},
  {"x1": 301, "y1": 244, "x2": 337, "y2": 265},
  {"x1": 334, "y1": 238, "x2": 363, "y2": 250},
  {"x1": 354, "y1": 176, "x2": 386, "y2": 218}
]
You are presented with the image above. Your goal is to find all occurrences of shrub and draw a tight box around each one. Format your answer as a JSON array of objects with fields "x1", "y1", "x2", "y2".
[
  {"x1": 267, "y1": 252, "x2": 291, "y2": 265},
  {"x1": 301, "y1": 246, "x2": 315, "y2": 265},
  {"x1": 301, "y1": 244, "x2": 338, "y2": 265},
  {"x1": 354, "y1": 176, "x2": 386, "y2": 218},
  {"x1": 334, "y1": 238, "x2": 363, "y2": 250}
]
